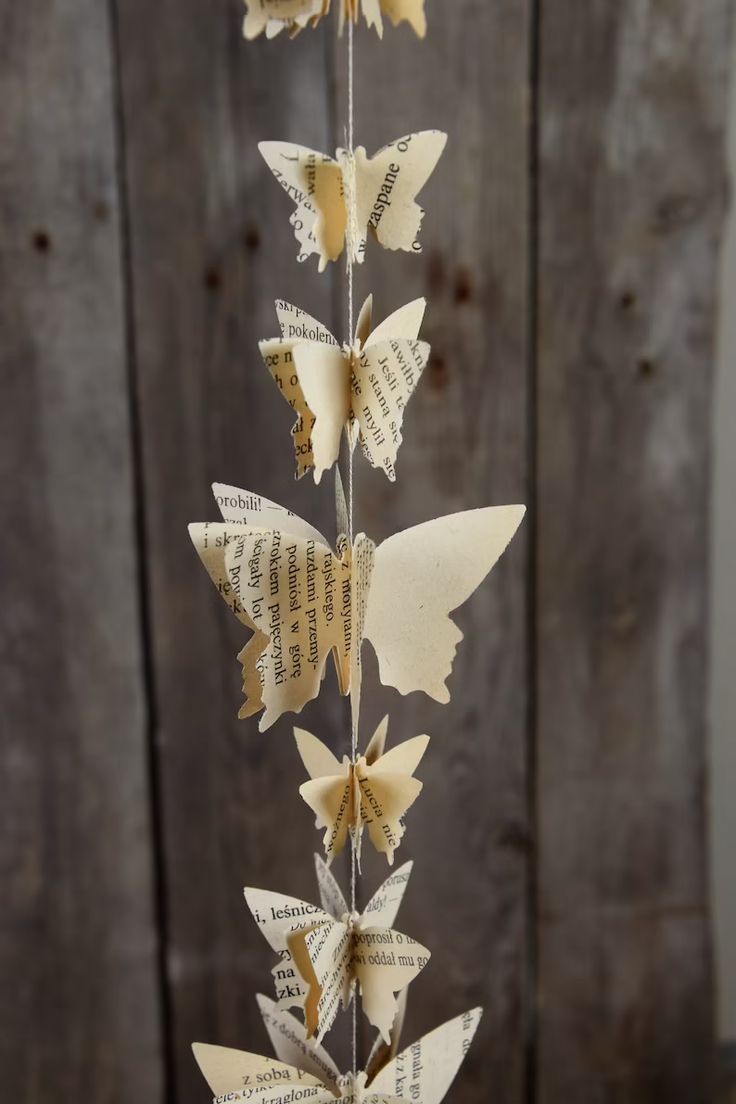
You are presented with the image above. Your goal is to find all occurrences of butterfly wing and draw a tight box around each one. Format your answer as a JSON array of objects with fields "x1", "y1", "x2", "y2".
[
  {"x1": 361, "y1": 861, "x2": 413, "y2": 928},
  {"x1": 191, "y1": 1042, "x2": 320, "y2": 1096},
  {"x1": 212, "y1": 483, "x2": 328, "y2": 543},
  {"x1": 358, "y1": 736, "x2": 429, "y2": 863},
  {"x1": 363, "y1": 506, "x2": 526, "y2": 702},
  {"x1": 288, "y1": 919, "x2": 352, "y2": 1041},
  {"x1": 259, "y1": 142, "x2": 346, "y2": 270},
  {"x1": 225, "y1": 529, "x2": 351, "y2": 730},
  {"x1": 352, "y1": 337, "x2": 430, "y2": 480},
  {"x1": 260, "y1": 302, "x2": 340, "y2": 479},
  {"x1": 292, "y1": 342, "x2": 351, "y2": 482},
  {"x1": 379, "y1": 0, "x2": 426, "y2": 37},
  {"x1": 353, "y1": 928, "x2": 430, "y2": 1042},
  {"x1": 242, "y1": 0, "x2": 324, "y2": 39},
  {"x1": 353, "y1": 131, "x2": 447, "y2": 257},
  {"x1": 244, "y1": 887, "x2": 333, "y2": 953},
  {"x1": 364, "y1": 297, "x2": 426, "y2": 346},
  {"x1": 369, "y1": 1008, "x2": 483, "y2": 1104},
  {"x1": 314, "y1": 853, "x2": 350, "y2": 918},
  {"x1": 256, "y1": 994, "x2": 341, "y2": 1090}
]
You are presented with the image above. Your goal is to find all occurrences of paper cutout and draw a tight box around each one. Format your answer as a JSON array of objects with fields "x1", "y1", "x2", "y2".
[
  {"x1": 244, "y1": 855, "x2": 429, "y2": 1042},
  {"x1": 192, "y1": 997, "x2": 481, "y2": 1104},
  {"x1": 189, "y1": 484, "x2": 525, "y2": 731},
  {"x1": 260, "y1": 296, "x2": 429, "y2": 482},
  {"x1": 259, "y1": 132, "x2": 447, "y2": 271},
  {"x1": 295, "y1": 716, "x2": 428, "y2": 865},
  {"x1": 243, "y1": 0, "x2": 426, "y2": 40}
]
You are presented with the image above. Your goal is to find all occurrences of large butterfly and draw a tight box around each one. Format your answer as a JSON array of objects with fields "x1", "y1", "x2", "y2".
[
  {"x1": 244, "y1": 854, "x2": 429, "y2": 1042},
  {"x1": 295, "y1": 715, "x2": 428, "y2": 865},
  {"x1": 259, "y1": 295, "x2": 429, "y2": 482},
  {"x1": 193, "y1": 995, "x2": 481, "y2": 1104},
  {"x1": 243, "y1": 0, "x2": 426, "y2": 41},
  {"x1": 259, "y1": 131, "x2": 447, "y2": 271},
  {"x1": 188, "y1": 484, "x2": 525, "y2": 731}
]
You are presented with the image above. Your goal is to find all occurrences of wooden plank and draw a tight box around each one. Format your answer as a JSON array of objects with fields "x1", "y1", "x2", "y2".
[
  {"x1": 342, "y1": 7, "x2": 532, "y2": 1103},
  {"x1": 113, "y1": 2, "x2": 350, "y2": 1097},
  {"x1": 0, "y1": 2, "x2": 164, "y2": 1101},
  {"x1": 535, "y1": 2, "x2": 731, "y2": 1100}
]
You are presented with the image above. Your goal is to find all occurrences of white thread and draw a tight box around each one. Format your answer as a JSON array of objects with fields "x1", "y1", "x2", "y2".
[{"x1": 345, "y1": 10, "x2": 359, "y2": 1080}]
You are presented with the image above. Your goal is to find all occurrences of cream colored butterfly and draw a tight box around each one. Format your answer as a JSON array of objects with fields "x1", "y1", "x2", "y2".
[
  {"x1": 295, "y1": 716, "x2": 428, "y2": 865},
  {"x1": 244, "y1": 855, "x2": 429, "y2": 1042},
  {"x1": 188, "y1": 484, "x2": 525, "y2": 731},
  {"x1": 259, "y1": 131, "x2": 447, "y2": 271},
  {"x1": 243, "y1": 0, "x2": 426, "y2": 40},
  {"x1": 260, "y1": 295, "x2": 429, "y2": 482},
  {"x1": 193, "y1": 995, "x2": 482, "y2": 1104}
]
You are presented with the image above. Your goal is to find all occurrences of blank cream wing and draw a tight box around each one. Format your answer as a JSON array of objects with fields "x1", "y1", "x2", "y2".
[{"x1": 363, "y1": 506, "x2": 527, "y2": 701}]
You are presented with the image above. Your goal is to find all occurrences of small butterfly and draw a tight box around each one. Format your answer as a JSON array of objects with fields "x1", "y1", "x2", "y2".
[
  {"x1": 188, "y1": 484, "x2": 525, "y2": 731},
  {"x1": 295, "y1": 716, "x2": 428, "y2": 865},
  {"x1": 260, "y1": 295, "x2": 429, "y2": 482},
  {"x1": 259, "y1": 131, "x2": 447, "y2": 271},
  {"x1": 244, "y1": 854, "x2": 429, "y2": 1042},
  {"x1": 193, "y1": 994, "x2": 481, "y2": 1104},
  {"x1": 243, "y1": 0, "x2": 426, "y2": 41}
]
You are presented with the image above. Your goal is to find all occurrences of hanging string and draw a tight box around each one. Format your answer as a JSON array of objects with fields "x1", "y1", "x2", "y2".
[{"x1": 345, "y1": 10, "x2": 359, "y2": 1081}]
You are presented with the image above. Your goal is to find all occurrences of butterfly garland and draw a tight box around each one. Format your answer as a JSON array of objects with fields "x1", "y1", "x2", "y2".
[{"x1": 189, "y1": 1, "x2": 526, "y2": 1098}]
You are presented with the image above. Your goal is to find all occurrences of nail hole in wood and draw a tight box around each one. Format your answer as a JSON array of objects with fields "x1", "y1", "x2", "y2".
[
  {"x1": 32, "y1": 230, "x2": 51, "y2": 253},
  {"x1": 243, "y1": 225, "x2": 261, "y2": 251},
  {"x1": 454, "y1": 266, "x2": 473, "y2": 304},
  {"x1": 638, "y1": 357, "x2": 655, "y2": 379},
  {"x1": 204, "y1": 266, "x2": 221, "y2": 290}
]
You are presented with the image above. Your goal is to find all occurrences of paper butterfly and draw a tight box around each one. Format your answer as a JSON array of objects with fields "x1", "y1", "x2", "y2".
[
  {"x1": 295, "y1": 715, "x2": 428, "y2": 865},
  {"x1": 260, "y1": 295, "x2": 429, "y2": 482},
  {"x1": 188, "y1": 484, "x2": 526, "y2": 731},
  {"x1": 259, "y1": 131, "x2": 447, "y2": 270},
  {"x1": 193, "y1": 994, "x2": 482, "y2": 1104},
  {"x1": 244, "y1": 854, "x2": 429, "y2": 1042},
  {"x1": 243, "y1": 0, "x2": 427, "y2": 41}
]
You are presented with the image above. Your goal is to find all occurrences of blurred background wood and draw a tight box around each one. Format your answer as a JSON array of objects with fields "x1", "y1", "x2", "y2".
[
  {"x1": 0, "y1": 0, "x2": 731, "y2": 1101},
  {"x1": 0, "y1": 1, "x2": 163, "y2": 1101}
]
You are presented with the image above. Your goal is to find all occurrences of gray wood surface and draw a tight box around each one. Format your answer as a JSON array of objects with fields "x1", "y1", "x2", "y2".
[
  {"x1": 0, "y1": 1, "x2": 163, "y2": 1100},
  {"x1": 535, "y1": 2, "x2": 731, "y2": 1101},
  {"x1": 1, "y1": 0, "x2": 731, "y2": 1100}
]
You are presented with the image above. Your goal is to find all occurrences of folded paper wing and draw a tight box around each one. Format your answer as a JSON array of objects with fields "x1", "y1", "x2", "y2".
[
  {"x1": 191, "y1": 1041, "x2": 325, "y2": 1098},
  {"x1": 368, "y1": 1008, "x2": 483, "y2": 1104},
  {"x1": 363, "y1": 505, "x2": 527, "y2": 702},
  {"x1": 296, "y1": 717, "x2": 428, "y2": 864},
  {"x1": 256, "y1": 994, "x2": 342, "y2": 1087},
  {"x1": 259, "y1": 133, "x2": 446, "y2": 269}
]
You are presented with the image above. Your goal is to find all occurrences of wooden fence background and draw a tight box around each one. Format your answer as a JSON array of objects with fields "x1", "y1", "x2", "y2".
[{"x1": 1, "y1": 1, "x2": 733, "y2": 1101}]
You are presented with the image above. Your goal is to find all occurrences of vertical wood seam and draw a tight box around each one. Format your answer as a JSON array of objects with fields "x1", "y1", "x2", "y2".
[
  {"x1": 106, "y1": 3, "x2": 176, "y2": 1099},
  {"x1": 526, "y1": 1, "x2": 542, "y2": 1102}
]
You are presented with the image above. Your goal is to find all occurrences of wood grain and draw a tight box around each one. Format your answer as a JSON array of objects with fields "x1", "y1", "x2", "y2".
[
  {"x1": 0, "y1": 1, "x2": 163, "y2": 1100},
  {"x1": 535, "y1": 2, "x2": 731, "y2": 1100},
  {"x1": 340, "y1": 6, "x2": 532, "y2": 1102},
  {"x1": 114, "y1": 1, "x2": 351, "y2": 1097}
]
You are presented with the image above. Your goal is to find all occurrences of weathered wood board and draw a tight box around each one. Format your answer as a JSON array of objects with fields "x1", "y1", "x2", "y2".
[
  {"x1": 0, "y1": 0, "x2": 163, "y2": 1100},
  {"x1": 535, "y1": 2, "x2": 731, "y2": 1101},
  {"x1": 2, "y1": 0, "x2": 732, "y2": 1101}
]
